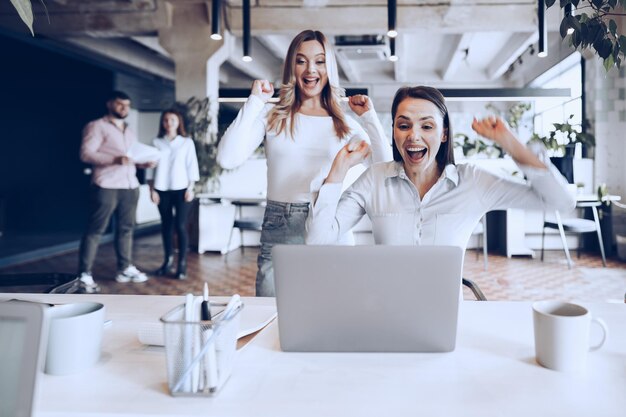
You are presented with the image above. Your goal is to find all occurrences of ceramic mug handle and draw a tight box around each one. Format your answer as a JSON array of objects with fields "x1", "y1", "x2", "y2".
[{"x1": 589, "y1": 317, "x2": 608, "y2": 352}]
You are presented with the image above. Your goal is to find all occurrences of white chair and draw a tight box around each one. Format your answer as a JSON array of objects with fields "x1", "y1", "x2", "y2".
[
  {"x1": 540, "y1": 201, "x2": 606, "y2": 268},
  {"x1": 471, "y1": 215, "x2": 488, "y2": 270},
  {"x1": 226, "y1": 200, "x2": 264, "y2": 254}
]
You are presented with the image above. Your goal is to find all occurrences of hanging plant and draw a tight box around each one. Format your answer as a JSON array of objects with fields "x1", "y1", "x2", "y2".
[{"x1": 547, "y1": 0, "x2": 626, "y2": 71}]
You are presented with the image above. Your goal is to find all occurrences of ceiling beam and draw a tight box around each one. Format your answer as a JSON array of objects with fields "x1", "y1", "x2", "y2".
[
  {"x1": 225, "y1": 36, "x2": 282, "y2": 83},
  {"x1": 256, "y1": 34, "x2": 290, "y2": 61},
  {"x1": 441, "y1": 33, "x2": 473, "y2": 81},
  {"x1": 62, "y1": 36, "x2": 175, "y2": 80},
  {"x1": 486, "y1": 32, "x2": 537, "y2": 80},
  {"x1": 335, "y1": 51, "x2": 361, "y2": 83},
  {"x1": 0, "y1": 3, "x2": 537, "y2": 36},
  {"x1": 226, "y1": 5, "x2": 537, "y2": 35}
]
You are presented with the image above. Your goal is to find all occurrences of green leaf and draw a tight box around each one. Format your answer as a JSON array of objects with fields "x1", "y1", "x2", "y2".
[
  {"x1": 9, "y1": 0, "x2": 34, "y2": 36},
  {"x1": 560, "y1": 18, "x2": 570, "y2": 39},
  {"x1": 604, "y1": 54, "x2": 615, "y2": 72},
  {"x1": 609, "y1": 20, "x2": 617, "y2": 37},
  {"x1": 620, "y1": 35, "x2": 626, "y2": 55}
]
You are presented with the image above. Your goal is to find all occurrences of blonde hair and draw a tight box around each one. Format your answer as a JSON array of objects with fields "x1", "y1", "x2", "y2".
[{"x1": 267, "y1": 30, "x2": 350, "y2": 139}]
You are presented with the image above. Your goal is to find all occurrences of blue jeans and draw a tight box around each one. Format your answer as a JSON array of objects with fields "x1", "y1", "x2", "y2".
[{"x1": 256, "y1": 200, "x2": 310, "y2": 297}]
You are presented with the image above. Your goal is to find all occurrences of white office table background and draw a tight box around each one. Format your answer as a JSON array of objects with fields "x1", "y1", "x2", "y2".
[{"x1": 8, "y1": 294, "x2": 624, "y2": 417}]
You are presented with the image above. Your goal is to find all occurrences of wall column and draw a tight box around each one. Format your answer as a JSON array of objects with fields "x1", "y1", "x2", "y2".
[
  {"x1": 584, "y1": 55, "x2": 626, "y2": 240},
  {"x1": 158, "y1": 2, "x2": 229, "y2": 139}
]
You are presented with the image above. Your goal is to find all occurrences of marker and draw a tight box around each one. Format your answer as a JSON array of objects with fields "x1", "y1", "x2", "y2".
[
  {"x1": 201, "y1": 283, "x2": 218, "y2": 393},
  {"x1": 201, "y1": 282, "x2": 212, "y2": 321}
]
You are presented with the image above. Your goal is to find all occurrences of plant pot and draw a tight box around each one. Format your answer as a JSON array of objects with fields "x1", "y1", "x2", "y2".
[
  {"x1": 617, "y1": 235, "x2": 626, "y2": 262},
  {"x1": 550, "y1": 156, "x2": 574, "y2": 183}
]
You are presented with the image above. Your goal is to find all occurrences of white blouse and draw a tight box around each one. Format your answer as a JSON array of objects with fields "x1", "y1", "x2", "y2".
[
  {"x1": 152, "y1": 136, "x2": 200, "y2": 191},
  {"x1": 306, "y1": 159, "x2": 577, "y2": 252},
  {"x1": 217, "y1": 95, "x2": 392, "y2": 203}
]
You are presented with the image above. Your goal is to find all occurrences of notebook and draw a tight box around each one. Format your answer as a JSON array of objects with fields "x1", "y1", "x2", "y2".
[
  {"x1": 273, "y1": 245, "x2": 463, "y2": 352},
  {"x1": 0, "y1": 300, "x2": 48, "y2": 417}
]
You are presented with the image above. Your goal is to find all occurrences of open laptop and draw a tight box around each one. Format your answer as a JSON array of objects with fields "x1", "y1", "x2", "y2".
[
  {"x1": 273, "y1": 245, "x2": 463, "y2": 353},
  {"x1": 0, "y1": 301, "x2": 48, "y2": 417}
]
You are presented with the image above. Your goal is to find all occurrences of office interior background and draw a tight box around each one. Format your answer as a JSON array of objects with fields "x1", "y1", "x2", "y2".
[{"x1": 0, "y1": 0, "x2": 625, "y2": 298}]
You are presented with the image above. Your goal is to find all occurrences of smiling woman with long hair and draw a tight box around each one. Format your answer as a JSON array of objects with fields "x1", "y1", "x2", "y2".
[
  {"x1": 217, "y1": 29, "x2": 392, "y2": 297},
  {"x1": 306, "y1": 86, "x2": 576, "y2": 259}
]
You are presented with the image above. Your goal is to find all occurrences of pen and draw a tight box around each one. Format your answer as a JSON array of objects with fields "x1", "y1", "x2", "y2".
[
  {"x1": 201, "y1": 282, "x2": 212, "y2": 321},
  {"x1": 201, "y1": 283, "x2": 218, "y2": 393}
]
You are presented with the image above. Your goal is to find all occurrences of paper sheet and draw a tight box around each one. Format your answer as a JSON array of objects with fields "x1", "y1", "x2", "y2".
[{"x1": 127, "y1": 142, "x2": 160, "y2": 164}]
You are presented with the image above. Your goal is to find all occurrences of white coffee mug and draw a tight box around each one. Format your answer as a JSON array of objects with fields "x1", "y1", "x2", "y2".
[
  {"x1": 45, "y1": 302, "x2": 105, "y2": 375},
  {"x1": 533, "y1": 301, "x2": 607, "y2": 372}
]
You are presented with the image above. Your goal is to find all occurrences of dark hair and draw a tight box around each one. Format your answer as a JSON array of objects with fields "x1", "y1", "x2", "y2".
[
  {"x1": 390, "y1": 86, "x2": 455, "y2": 169},
  {"x1": 158, "y1": 109, "x2": 187, "y2": 138},
  {"x1": 106, "y1": 90, "x2": 131, "y2": 102}
]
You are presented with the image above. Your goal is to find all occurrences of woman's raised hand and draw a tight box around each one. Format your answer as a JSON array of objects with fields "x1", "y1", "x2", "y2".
[
  {"x1": 471, "y1": 115, "x2": 516, "y2": 146},
  {"x1": 251, "y1": 79, "x2": 274, "y2": 103},
  {"x1": 325, "y1": 139, "x2": 371, "y2": 184},
  {"x1": 348, "y1": 94, "x2": 372, "y2": 116}
]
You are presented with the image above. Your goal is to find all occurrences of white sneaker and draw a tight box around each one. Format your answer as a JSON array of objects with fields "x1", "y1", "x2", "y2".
[
  {"x1": 78, "y1": 272, "x2": 101, "y2": 293},
  {"x1": 115, "y1": 265, "x2": 149, "y2": 283}
]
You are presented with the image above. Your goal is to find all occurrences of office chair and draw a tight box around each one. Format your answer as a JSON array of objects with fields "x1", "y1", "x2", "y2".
[
  {"x1": 540, "y1": 201, "x2": 606, "y2": 269},
  {"x1": 471, "y1": 215, "x2": 488, "y2": 270},
  {"x1": 226, "y1": 200, "x2": 264, "y2": 253},
  {"x1": 462, "y1": 278, "x2": 487, "y2": 301}
]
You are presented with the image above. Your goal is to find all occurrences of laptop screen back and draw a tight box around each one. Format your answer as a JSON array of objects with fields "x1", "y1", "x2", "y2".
[
  {"x1": 273, "y1": 245, "x2": 463, "y2": 353},
  {"x1": 0, "y1": 301, "x2": 47, "y2": 417}
]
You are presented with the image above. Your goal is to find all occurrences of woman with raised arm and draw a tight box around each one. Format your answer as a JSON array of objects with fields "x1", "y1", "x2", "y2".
[
  {"x1": 217, "y1": 29, "x2": 392, "y2": 296},
  {"x1": 306, "y1": 85, "x2": 576, "y2": 253}
]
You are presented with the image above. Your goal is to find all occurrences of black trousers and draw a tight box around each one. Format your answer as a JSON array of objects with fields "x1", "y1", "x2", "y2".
[{"x1": 156, "y1": 189, "x2": 192, "y2": 260}]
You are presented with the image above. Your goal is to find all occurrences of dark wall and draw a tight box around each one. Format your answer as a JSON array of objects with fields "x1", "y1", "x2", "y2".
[{"x1": 0, "y1": 32, "x2": 113, "y2": 234}]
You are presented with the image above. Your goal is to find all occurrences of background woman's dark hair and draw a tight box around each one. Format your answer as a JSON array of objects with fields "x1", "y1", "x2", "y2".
[
  {"x1": 390, "y1": 86, "x2": 455, "y2": 168},
  {"x1": 158, "y1": 109, "x2": 187, "y2": 138}
]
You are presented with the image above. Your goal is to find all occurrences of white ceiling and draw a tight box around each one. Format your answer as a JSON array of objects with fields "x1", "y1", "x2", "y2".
[{"x1": 0, "y1": 0, "x2": 575, "y2": 102}]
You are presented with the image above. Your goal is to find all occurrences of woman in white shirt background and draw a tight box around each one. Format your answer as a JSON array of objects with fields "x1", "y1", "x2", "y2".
[
  {"x1": 217, "y1": 29, "x2": 392, "y2": 297},
  {"x1": 306, "y1": 85, "x2": 576, "y2": 254},
  {"x1": 150, "y1": 109, "x2": 200, "y2": 279}
]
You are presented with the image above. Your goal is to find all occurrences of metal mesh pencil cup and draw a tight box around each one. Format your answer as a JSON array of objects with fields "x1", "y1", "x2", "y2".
[{"x1": 160, "y1": 302, "x2": 243, "y2": 396}]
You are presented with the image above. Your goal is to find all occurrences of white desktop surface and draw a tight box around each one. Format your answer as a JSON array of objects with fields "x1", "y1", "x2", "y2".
[{"x1": 4, "y1": 294, "x2": 624, "y2": 417}]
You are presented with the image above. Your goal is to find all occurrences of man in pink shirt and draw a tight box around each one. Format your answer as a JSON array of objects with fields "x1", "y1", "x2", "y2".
[{"x1": 77, "y1": 91, "x2": 154, "y2": 293}]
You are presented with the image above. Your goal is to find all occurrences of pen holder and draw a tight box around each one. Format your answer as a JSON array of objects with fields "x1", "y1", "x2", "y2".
[{"x1": 160, "y1": 302, "x2": 243, "y2": 396}]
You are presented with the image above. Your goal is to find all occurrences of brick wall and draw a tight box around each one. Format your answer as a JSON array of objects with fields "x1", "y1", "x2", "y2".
[{"x1": 585, "y1": 60, "x2": 626, "y2": 239}]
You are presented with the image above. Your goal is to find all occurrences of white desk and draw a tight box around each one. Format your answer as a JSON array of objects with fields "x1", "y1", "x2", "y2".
[{"x1": 8, "y1": 294, "x2": 625, "y2": 417}]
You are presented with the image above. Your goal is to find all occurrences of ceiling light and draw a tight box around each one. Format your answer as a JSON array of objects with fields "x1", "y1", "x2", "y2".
[
  {"x1": 389, "y1": 37, "x2": 398, "y2": 62},
  {"x1": 242, "y1": 0, "x2": 251, "y2": 61},
  {"x1": 211, "y1": 0, "x2": 222, "y2": 40},
  {"x1": 538, "y1": 0, "x2": 547, "y2": 57},
  {"x1": 387, "y1": 0, "x2": 397, "y2": 38}
]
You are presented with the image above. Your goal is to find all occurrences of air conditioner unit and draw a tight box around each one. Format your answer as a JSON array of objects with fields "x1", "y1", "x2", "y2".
[{"x1": 334, "y1": 35, "x2": 389, "y2": 61}]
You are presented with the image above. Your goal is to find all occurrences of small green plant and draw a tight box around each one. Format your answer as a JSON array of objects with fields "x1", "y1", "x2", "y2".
[
  {"x1": 530, "y1": 115, "x2": 596, "y2": 155},
  {"x1": 454, "y1": 133, "x2": 504, "y2": 158},
  {"x1": 171, "y1": 97, "x2": 223, "y2": 191}
]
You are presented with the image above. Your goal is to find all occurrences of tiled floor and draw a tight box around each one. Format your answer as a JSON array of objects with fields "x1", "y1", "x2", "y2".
[{"x1": 1, "y1": 233, "x2": 625, "y2": 302}]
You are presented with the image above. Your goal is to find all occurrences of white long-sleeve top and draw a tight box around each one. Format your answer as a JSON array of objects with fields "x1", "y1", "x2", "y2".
[
  {"x1": 217, "y1": 95, "x2": 392, "y2": 203},
  {"x1": 152, "y1": 136, "x2": 200, "y2": 191},
  {"x1": 306, "y1": 159, "x2": 577, "y2": 252}
]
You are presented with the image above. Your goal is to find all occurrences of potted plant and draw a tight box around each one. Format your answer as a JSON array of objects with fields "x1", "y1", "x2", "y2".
[
  {"x1": 171, "y1": 97, "x2": 223, "y2": 193},
  {"x1": 530, "y1": 115, "x2": 596, "y2": 183}
]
